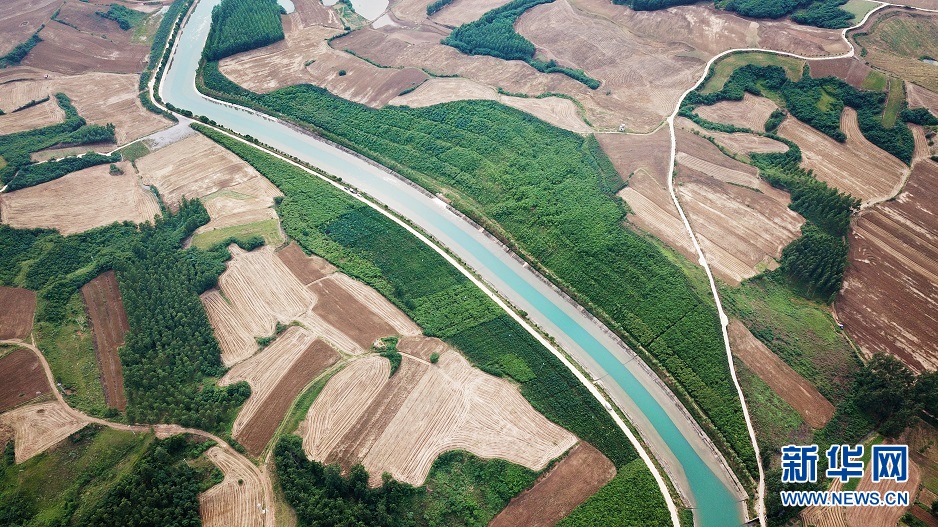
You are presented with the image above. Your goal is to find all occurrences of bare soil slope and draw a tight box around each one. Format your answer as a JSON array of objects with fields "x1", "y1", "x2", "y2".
[
  {"x1": 80, "y1": 271, "x2": 129, "y2": 411},
  {"x1": 0, "y1": 287, "x2": 36, "y2": 340},
  {"x1": 837, "y1": 160, "x2": 938, "y2": 372}
]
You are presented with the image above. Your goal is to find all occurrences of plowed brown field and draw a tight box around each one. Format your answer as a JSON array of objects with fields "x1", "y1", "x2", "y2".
[
  {"x1": 837, "y1": 160, "x2": 938, "y2": 372},
  {"x1": 488, "y1": 442, "x2": 615, "y2": 527},
  {"x1": 0, "y1": 0, "x2": 58, "y2": 58},
  {"x1": 0, "y1": 348, "x2": 51, "y2": 412},
  {"x1": 276, "y1": 243, "x2": 336, "y2": 285},
  {"x1": 301, "y1": 347, "x2": 576, "y2": 486},
  {"x1": 907, "y1": 82, "x2": 938, "y2": 116},
  {"x1": 310, "y1": 275, "x2": 400, "y2": 349},
  {"x1": 845, "y1": 455, "x2": 920, "y2": 527},
  {"x1": 21, "y1": 0, "x2": 150, "y2": 75},
  {"x1": 693, "y1": 93, "x2": 779, "y2": 132},
  {"x1": 221, "y1": 327, "x2": 340, "y2": 455},
  {"x1": 778, "y1": 109, "x2": 907, "y2": 204},
  {"x1": 200, "y1": 446, "x2": 266, "y2": 527},
  {"x1": 807, "y1": 57, "x2": 873, "y2": 89},
  {"x1": 80, "y1": 271, "x2": 129, "y2": 411},
  {"x1": 0, "y1": 287, "x2": 36, "y2": 340},
  {"x1": 0, "y1": 400, "x2": 88, "y2": 463},
  {"x1": 675, "y1": 129, "x2": 804, "y2": 284},
  {"x1": 0, "y1": 161, "x2": 161, "y2": 235},
  {"x1": 727, "y1": 320, "x2": 834, "y2": 428}
]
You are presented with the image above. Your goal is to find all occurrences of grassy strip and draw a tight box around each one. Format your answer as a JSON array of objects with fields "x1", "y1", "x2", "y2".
[
  {"x1": 196, "y1": 124, "x2": 640, "y2": 468},
  {"x1": 196, "y1": 67, "x2": 756, "y2": 479},
  {"x1": 190, "y1": 218, "x2": 283, "y2": 249}
]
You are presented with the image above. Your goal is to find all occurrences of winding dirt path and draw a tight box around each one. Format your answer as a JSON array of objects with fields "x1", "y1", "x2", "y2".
[{"x1": 0, "y1": 338, "x2": 276, "y2": 527}]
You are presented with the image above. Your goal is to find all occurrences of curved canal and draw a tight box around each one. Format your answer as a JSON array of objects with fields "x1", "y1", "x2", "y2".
[{"x1": 160, "y1": 2, "x2": 748, "y2": 524}]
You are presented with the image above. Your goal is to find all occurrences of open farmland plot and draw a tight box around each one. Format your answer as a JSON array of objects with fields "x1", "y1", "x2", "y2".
[
  {"x1": 0, "y1": 400, "x2": 89, "y2": 463},
  {"x1": 836, "y1": 161, "x2": 938, "y2": 372},
  {"x1": 80, "y1": 271, "x2": 129, "y2": 411},
  {"x1": 675, "y1": 129, "x2": 804, "y2": 284},
  {"x1": 778, "y1": 109, "x2": 907, "y2": 204},
  {"x1": 275, "y1": 242, "x2": 336, "y2": 285},
  {"x1": 807, "y1": 57, "x2": 874, "y2": 89},
  {"x1": 0, "y1": 162, "x2": 161, "y2": 235},
  {"x1": 202, "y1": 245, "x2": 316, "y2": 366},
  {"x1": 21, "y1": 0, "x2": 150, "y2": 75},
  {"x1": 0, "y1": 286, "x2": 36, "y2": 340},
  {"x1": 727, "y1": 320, "x2": 834, "y2": 429},
  {"x1": 0, "y1": 98, "x2": 65, "y2": 135},
  {"x1": 488, "y1": 442, "x2": 615, "y2": 527},
  {"x1": 845, "y1": 456, "x2": 920, "y2": 527},
  {"x1": 0, "y1": 348, "x2": 51, "y2": 412},
  {"x1": 136, "y1": 133, "x2": 272, "y2": 210},
  {"x1": 220, "y1": 327, "x2": 340, "y2": 455},
  {"x1": 854, "y1": 9, "x2": 938, "y2": 93},
  {"x1": 301, "y1": 347, "x2": 577, "y2": 487},
  {"x1": 0, "y1": 0, "x2": 57, "y2": 58},
  {"x1": 199, "y1": 446, "x2": 266, "y2": 527},
  {"x1": 693, "y1": 93, "x2": 779, "y2": 132},
  {"x1": 310, "y1": 275, "x2": 407, "y2": 349},
  {"x1": 907, "y1": 82, "x2": 938, "y2": 116},
  {"x1": 0, "y1": 72, "x2": 172, "y2": 144}
]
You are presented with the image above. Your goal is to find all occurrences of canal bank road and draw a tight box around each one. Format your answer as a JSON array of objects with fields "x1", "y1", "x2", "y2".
[{"x1": 161, "y1": 0, "x2": 748, "y2": 523}]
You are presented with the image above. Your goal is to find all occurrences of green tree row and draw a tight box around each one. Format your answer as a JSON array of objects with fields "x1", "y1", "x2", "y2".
[
  {"x1": 0, "y1": 28, "x2": 42, "y2": 69},
  {"x1": 442, "y1": 0, "x2": 600, "y2": 89},
  {"x1": 614, "y1": 0, "x2": 853, "y2": 29},
  {"x1": 203, "y1": 0, "x2": 285, "y2": 61},
  {"x1": 6, "y1": 151, "x2": 121, "y2": 191}
]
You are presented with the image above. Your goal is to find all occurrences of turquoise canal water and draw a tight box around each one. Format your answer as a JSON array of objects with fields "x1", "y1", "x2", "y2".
[{"x1": 161, "y1": 2, "x2": 748, "y2": 523}]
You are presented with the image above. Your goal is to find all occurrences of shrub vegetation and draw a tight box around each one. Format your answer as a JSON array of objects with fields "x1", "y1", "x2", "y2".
[{"x1": 96, "y1": 4, "x2": 147, "y2": 30}]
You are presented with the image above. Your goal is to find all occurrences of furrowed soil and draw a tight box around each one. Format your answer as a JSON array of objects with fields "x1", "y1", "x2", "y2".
[
  {"x1": 845, "y1": 454, "x2": 921, "y2": 527},
  {"x1": 136, "y1": 134, "x2": 276, "y2": 211},
  {"x1": 0, "y1": 400, "x2": 89, "y2": 463},
  {"x1": 0, "y1": 287, "x2": 36, "y2": 340},
  {"x1": 80, "y1": 271, "x2": 129, "y2": 411},
  {"x1": 221, "y1": 327, "x2": 340, "y2": 456},
  {"x1": 200, "y1": 446, "x2": 266, "y2": 527},
  {"x1": 309, "y1": 275, "x2": 399, "y2": 349},
  {"x1": 0, "y1": 0, "x2": 58, "y2": 57},
  {"x1": 674, "y1": 128, "x2": 804, "y2": 284},
  {"x1": 854, "y1": 9, "x2": 938, "y2": 93},
  {"x1": 836, "y1": 160, "x2": 938, "y2": 372},
  {"x1": 679, "y1": 118, "x2": 789, "y2": 155},
  {"x1": 20, "y1": 0, "x2": 150, "y2": 75},
  {"x1": 275, "y1": 243, "x2": 336, "y2": 285},
  {"x1": 0, "y1": 348, "x2": 52, "y2": 413},
  {"x1": 599, "y1": 127, "x2": 698, "y2": 259},
  {"x1": 301, "y1": 347, "x2": 577, "y2": 487},
  {"x1": 488, "y1": 442, "x2": 615, "y2": 527},
  {"x1": 727, "y1": 320, "x2": 834, "y2": 429},
  {"x1": 907, "y1": 83, "x2": 938, "y2": 116},
  {"x1": 777, "y1": 109, "x2": 907, "y2": 204},
  {"x1": 0, "y1": 71, "x2": 172, "y2": 144},
  {"x1": 693, "y1": 93, "x2": 779, "y2": 132},
  {"x1": 202, "y1": 245, "x2": 315, "y2": 366},
  {"x1": 0, "y1": 98, "x2": 66, "y2": 135},
  {"x1": 0, "y1": 161, "x2": 161, "y2": 235}
]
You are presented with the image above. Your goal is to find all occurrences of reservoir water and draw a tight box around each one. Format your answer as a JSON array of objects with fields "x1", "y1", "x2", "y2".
[{"x1": 161, "y1": 1, "x2": 749, "y2": 524}]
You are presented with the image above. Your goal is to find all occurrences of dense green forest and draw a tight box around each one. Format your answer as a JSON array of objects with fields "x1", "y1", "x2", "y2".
[
  {"x1": 0, "y1": 29, "x2": 42, "y2": 69},
  {"x1": 96, "y1": 4, "x2": 146, "y2": 30},
  {"x1": 203, "y1": 0, "x2": 284, "y2": 61},
  {"x1": 613, "y1": 0, "x2": 853, "y2": 29},
  {"x1": 196, "y1": 124, "x2": 639, "y2": 469},
  {"x1": 442, "y1": 0, "x2": 600, "y2": 89},
  {"x1": 0, "y1": 94, "x2": 116, "y2": 188},
  {"x1": 426, "y1": 0, "x2": 455, "y2": 15},
  {"x1": 196, "y1": 64, "x2": 758, "y2": 482},
  {"x1": 0, "y1": 200, "x2": 249, "y2": 435},
  {"x1": 276, "y1": 436, "x2": 541, "y2": 526}
]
